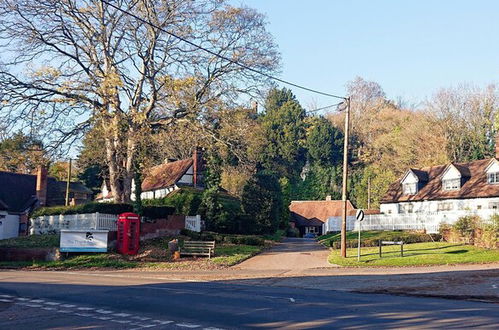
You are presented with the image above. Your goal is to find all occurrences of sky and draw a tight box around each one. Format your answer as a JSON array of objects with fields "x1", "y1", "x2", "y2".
[{"x1": 235, "y1": 0, "x2": 499, "y2": 110}]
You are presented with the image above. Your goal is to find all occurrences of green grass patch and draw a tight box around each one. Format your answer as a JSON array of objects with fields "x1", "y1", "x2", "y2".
[
  {"x1": 329, "y1": 242, "x2": 499, "y2": 267},
  {"x1": 318, "y1": 230, "x2": 439, "y2": 248},
  {"x1": 0, "y1": 234, "x2": 60, "y2": 248}
]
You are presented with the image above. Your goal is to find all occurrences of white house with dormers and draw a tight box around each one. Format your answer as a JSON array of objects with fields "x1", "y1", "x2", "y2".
[{"x1": 380, "y1": 157, "x2": 499, "y2": 217}]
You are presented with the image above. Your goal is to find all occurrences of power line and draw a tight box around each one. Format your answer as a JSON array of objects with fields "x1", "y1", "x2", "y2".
[
  {"x1": 307, "y1": 101, "x2": 345, "y2": 114},
  {"x1": 99, "y1": 0, "x2": 346, "y2": 100}
]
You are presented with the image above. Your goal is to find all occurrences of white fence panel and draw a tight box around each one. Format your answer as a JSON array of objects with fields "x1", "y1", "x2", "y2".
[
  {"x1": 324, "y1": 210, "x2": 495, "y2": 234},
  {"x1": 30, "y1": 213, "x2": 118, "y2": 234},
  {"x1": 185, "y1": 215, "x2": 201, "y2": 232}
]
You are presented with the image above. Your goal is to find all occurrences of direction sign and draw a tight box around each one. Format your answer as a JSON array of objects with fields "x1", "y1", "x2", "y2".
[{"x1": 356, "y1": 209, "x2": 365, "y2": 222}]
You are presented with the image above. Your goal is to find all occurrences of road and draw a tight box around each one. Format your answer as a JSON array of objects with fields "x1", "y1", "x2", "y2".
[
  {"x1": 0, "y1": 270, "x2": 498, "y2": 329},
  {"x1": 236, "y1": 237, "x2": 333, "y2": 270}
]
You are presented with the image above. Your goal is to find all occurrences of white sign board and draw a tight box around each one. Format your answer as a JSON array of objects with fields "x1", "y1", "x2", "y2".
[{"x1": 60, "y1": 230, "x2": 109, "y2": 253}]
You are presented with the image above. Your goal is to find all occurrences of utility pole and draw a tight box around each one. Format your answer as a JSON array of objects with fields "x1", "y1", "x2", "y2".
[
  {"x1": 65, "y1": 158, "x2": 72, "y2": 206},
  {"x1": 340, "y1": 97, "x2": 351, "y2": 258},
  {"x1": 367, "y1": 176, "x2": 371, "y2": 210}
]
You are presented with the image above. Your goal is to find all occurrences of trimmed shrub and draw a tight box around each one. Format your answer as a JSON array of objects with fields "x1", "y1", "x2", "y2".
[
  {"x1": 32, "y1": 202, "x2": 133, "y2": 217},
  {"x1": 179, "y1": 229, "x2": 265, "y2": 246},
  {"x1": 453, "y1": 215, "x2": 480, "y2": 244},
  {"x1": 142, "y1": 206, "x2": 175, "y2": 219},
  {"x1": 328, "y1": 231, "x2": 439, "y2": 249}
]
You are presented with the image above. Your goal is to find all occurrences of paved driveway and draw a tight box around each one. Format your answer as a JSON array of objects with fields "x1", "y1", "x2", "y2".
[{"x1": 235, "y1": 237, "x2": 333, "y2": 270}]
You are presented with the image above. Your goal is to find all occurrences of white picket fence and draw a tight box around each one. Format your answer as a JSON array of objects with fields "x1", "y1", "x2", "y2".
[
  {"x1": 30, "y1": 213, "x2": 118, "y2": 235},
  {"x1": 324, "y1": 210, "x2": 497, "y2": 234},
  {"x1": 185, "y1": 215, "x2": 202, "y2": 232}
]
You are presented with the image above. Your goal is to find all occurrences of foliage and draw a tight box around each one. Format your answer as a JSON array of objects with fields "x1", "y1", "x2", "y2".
[
  {"x1": 143, "y1": 189, "x2": 203, "y2": 215},
  {"x1": 293, "y1": 163, "x2": 342, "y2": 201},
  {"x1": 260, "y1": 88, "x2": 307, "y2": 178},
  {"x1": 0, "y1": 132, "x2": 47, "y2": 173},
  {"x1": 180, "y1": 229, "x2": 269, "y2": 246},
  {"x1": 453, "y1": 215, "x2": 480, "y2": 243},
  {"x1": 241, "y1": 172, "x2": 283, "y2": 234},
  {"x1": 306, "y1": 116, "x2": 343, "y2": 167},
  {"x1": 319, "y1": 230, "x2": 439, "y2": 249},
  {"x1": 329, "y1": 242, "x2": 499, "y2": 267},
  {"x1": 31, "y1": 202, "x2": 174, "y2": 219},
  {"x1": 0, "y1": 234, "x2": 59, "y2": 248}
]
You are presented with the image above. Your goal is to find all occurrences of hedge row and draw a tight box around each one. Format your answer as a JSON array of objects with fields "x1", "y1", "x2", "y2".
[
  {"x1": 32, "y1": 202, "x2": 174, "y2": 219},
  {"x1": 180, "y1": 229, "x2": 266, "y2": 246},
  {"x1": 328, "y1": 232, "x2": 441, "y2": 249}
]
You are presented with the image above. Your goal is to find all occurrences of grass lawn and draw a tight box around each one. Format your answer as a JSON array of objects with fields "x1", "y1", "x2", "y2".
[
  {"x1": 318, "y1": 230, "x2": 437, "y2": 248},
  {"x1": 329, "y1": 242, "x2": 499, "y2": 267}
]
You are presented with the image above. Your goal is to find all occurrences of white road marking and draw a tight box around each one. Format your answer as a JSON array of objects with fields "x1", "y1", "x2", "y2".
[
  {"x1": 111, "y1": 319, "x2": 131, "y2": 324},
  {"x1": 25, "y1": 303, "x2": 43, "y2": 307},
  {"x1": 42, "y1": 307, "x2": 56, "y2": 311},
  {"x1": 60, "y1": 304, "x2": 76, "y2": 308},
  {"x1": 0, "y1": 294, "x2": 13, "y2": 298},
  {"x1": 96, "y1": 309, "x2": 113, "y2": 314},
  {"x1": 203, "y1": 327, "x2": 226, "y2": 330},
  {"x1": 492, "y1": 284, "x2": 498, "y2": 289},
  {"x1": 114, "y1": 312, "x2": 131, "y2": 317},
  {"x1": 75, "y1": 312, "x2": 92, "y2": 317},
  {"x1": 0, "y1": 298, "x2": 12, "y2": 303},
  {"x1": 132, "y1": 316, "x2": 151, "y2": 321},
  {"x1": 97, "y1": 316, "x2": 113, "y2": 320},
  {"x1": 30, "y1": 299, "x2": 44, "y2": 303},
  {"x1": 153, "y1": 320, "x2": 173, "y2": 325},
  {"x1": 57, "y1": 310, "x2": 72, "y2": 313},
  {"x1": 45, "y1": 301, "x2": 61, "y2": 305},
  {"x1": 177, "y1": 323, "x2": 201, "y2": 328},
  {"x1": 16, "y1": 298, "x2": 29, "y2": 301},
  {"x1": 77, "y1": 307, "x2": 94, "y2": 311}
]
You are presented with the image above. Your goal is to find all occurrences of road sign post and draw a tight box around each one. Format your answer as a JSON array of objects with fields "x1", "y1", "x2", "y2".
[{"x1": 356, "y1": 209, "x2": 365, "y2": 261}]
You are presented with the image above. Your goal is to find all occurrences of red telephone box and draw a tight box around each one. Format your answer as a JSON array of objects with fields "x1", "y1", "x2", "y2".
[{"x1": 117, "y1": 212, "x2": 140, "y2": 255}]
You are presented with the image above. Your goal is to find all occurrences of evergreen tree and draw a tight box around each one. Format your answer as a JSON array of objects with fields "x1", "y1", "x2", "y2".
[
  {"x1": 306, "y1": 116, "x2": 343, "y2": 167},
  {"x1": 241, "y1": 172, "x2": 282, "y2": 234},
  {"x1": 260, "y1": 88, "x2": 307, "y2": 178}
]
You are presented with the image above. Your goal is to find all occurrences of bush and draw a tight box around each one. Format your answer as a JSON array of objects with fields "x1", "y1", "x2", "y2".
[
  {"x1": 453, "y1": 215, "x2": 480, "y2": 244},
  {"x1": 32, "y1": 202, "x2": 133, "y2": 217},
  {"x1": 327, "y1": 231, "x2": 439, "y2": 249},
  {"x1": 179, "y1": 229, "x2": 266, "y2": 246},
  {"x1": 476, "y1": 215, "x2": 499, "y2": 249}
]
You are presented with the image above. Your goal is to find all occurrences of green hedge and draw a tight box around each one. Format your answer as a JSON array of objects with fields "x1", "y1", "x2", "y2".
[
  {"x1": 32, "y1": 202, "x2": 174, "y2": 219},
  {"x1": 324, "y1": 231, "x2": 441, "y2": 249},
  {"x1": 180, "y1": 229, "x2": 266, "y2": 246},
  {"x1": 32, "y1": 203, "x2": 133, "y2": 217}
]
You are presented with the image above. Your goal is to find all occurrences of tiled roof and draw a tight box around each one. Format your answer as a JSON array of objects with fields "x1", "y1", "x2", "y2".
[
  {"x1": 289, "y1": 200, "x2": 355, "y2": 227},
  {"x1": 141, "y1": 158, "x2": 193, "y2": 192},
  {"x1": 381, "y1": 158, "x2": 499, "y2": 203},
  {"x1": 0, "y1": 171, "x2": 92, "y2": 213}
]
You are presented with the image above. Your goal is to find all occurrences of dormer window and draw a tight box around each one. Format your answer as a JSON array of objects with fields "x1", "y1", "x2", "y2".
[
  {"x1": 442, "y1": 178, "x2": 460, "y2": 191},
  {"x1": 402, "y1": 183, "x2": 417, "y2": 195},
  {"x1": 488, "y1": 172, "x2": 499, "y2": 184}
]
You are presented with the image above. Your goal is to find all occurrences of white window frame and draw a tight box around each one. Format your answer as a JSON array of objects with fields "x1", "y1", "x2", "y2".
[
  {"x1": 488, "y1": 172, "x2": 499, "y2": 184},
  {"x1": 442, "y1": 178, "x2": 460, "y2": 191},
  {"x1": 437, "y1": 202, "x2": 454, "y2": 211},
  {"x1": 402, "y1": 183, "x2": 417, "y2": 195}
]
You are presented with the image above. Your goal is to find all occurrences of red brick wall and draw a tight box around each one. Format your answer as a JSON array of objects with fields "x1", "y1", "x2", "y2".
[{"x1": 140, "y1": 215, "x2": 185, "y2": 240}]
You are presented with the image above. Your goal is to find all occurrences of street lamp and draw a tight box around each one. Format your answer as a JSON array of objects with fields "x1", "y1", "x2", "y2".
[{"x1": 337, "y1": 97, "x2": 351, "y2": 258}]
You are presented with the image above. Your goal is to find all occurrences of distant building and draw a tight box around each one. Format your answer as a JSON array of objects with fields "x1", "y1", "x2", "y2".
[
  {"x1": 289, "y1": 197, "x2": 356, "y2": 236},
  {"x1": 97, "y1": 148, "x2": 205, "y2": 202},
  {"x1": 0, "y1": 167, "x2": 92, "y2": 239}
]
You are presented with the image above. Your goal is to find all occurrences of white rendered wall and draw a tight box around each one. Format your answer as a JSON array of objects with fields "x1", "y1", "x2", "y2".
[
  {"x1": 381, "y1": 197, "x2": 499, "y2": 215},
  {"x1": 0, "y1": 212, "x2": 19, "y2": 239}
]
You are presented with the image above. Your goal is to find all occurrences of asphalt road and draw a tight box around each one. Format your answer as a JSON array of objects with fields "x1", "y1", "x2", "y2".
[{"x1": 0, "y1": 271, "x2": 498, "y2": 329}]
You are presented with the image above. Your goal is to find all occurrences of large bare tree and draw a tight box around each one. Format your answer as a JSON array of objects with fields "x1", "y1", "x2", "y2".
[{"x1": 0, "y1": 0, "x2": 279, "y2": 202}]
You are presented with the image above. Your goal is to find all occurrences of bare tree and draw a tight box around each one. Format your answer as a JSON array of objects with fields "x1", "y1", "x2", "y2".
[{"x1": 0, "y1": 0, "x2": 279, "y2": 202}]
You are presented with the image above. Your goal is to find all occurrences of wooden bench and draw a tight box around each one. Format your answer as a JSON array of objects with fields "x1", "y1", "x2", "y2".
[
  {"x1": 379, "y1": 240, "x2": 404, "y2": 257},
  {"x1": 180, "y1": 241, "x2": 215, "y2": 259}
]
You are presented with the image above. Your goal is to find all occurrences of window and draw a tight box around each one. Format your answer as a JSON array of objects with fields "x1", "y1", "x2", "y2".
[
  {"x1": 488, "y1": 172, "x2": 499, "y2": 184},
  {"x1": 402, "y1": 183, "x2": 417, "y2": 195},
  {"x1": 488, "y1": 202, "x2": 499, "y2": 210},
  {"x1": 399, "y1": 203, "x2": 414, "y2": 214},
  {"x1": 437, "y1": 202, "x2": 454, "y2": 211},
  {"x1": 442, "y1": 178, "x2": 460, "y2": 191},
  {"x1": 477, "y1": 205, "x2": 482, "y2": 210}
]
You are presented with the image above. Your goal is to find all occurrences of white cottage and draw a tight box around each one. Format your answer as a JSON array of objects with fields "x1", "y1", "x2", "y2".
[
  {"x1": 96, "y1": 148, "x2": 204, "y2": 202},
  {"x1": 380, "y1": 157, "x2": 499, "y2": 216}
]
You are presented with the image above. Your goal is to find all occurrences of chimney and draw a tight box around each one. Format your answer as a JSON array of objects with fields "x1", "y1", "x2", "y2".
[
  {"x1": 36, "y1": 166, "x2": 48, "y2": 207},
  {"x1": 252, "y1": 101, "x2": 258, "y2": 114},
  {"x1": 193, "y1": 147, "x2": 203, "y2": 187},
  {"x1": 325, "y1": 195, "x2": 332, "y2": 201}
]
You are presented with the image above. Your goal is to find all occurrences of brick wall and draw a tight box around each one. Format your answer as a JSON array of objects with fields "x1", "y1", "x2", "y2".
[{"x1": 140, "y1": 215, "x2": 185, "y2": 241}]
